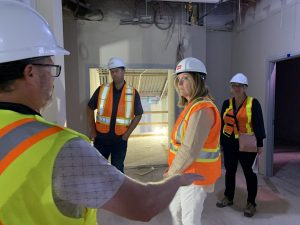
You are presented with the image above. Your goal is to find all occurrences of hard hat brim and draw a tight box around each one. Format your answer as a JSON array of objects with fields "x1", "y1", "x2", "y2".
[{"x1": 0, "y1": 46, "x2": 70, "y2": 63}]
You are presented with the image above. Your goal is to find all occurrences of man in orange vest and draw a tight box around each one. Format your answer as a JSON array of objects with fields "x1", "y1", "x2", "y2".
[
  {"x1": 0, "y1": 1, "x2": 203, "y2": 224},
  {"x1": 87, "y1": 58, "x2": 143, "y2": 173}
]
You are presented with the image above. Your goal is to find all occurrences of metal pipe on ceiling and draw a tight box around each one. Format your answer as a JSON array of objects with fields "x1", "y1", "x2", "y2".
[{"x1": 238, "y1": 0, "x2": 241, "y2": 24}]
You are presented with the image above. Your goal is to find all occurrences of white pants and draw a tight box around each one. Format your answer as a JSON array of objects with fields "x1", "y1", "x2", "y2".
[{"x1": 169, "y1": 184, "x2": 207, "y2": 225}]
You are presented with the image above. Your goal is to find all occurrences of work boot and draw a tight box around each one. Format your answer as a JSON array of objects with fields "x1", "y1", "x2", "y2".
[
  {"x1": 216, "y1": 196, "x2": 233, "y2": 208},
  {"x1": 244, "y1": 202, "x2": 256, "y2": 217}
]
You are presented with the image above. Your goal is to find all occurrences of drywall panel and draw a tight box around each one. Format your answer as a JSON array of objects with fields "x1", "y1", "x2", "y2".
[
  {"x1": 64, "y1": 17, "x2": 206, "y2": 134},
  {"x1": 206, "y1": 31, "x2": 233, "y2": 110},
  {"x1": 37, "y1": 0, "x2": 67, "y2": 126}
]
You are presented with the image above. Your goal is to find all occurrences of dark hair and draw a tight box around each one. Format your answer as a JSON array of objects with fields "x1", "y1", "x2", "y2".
[
  {"x1": 175, "y1": 72, "x2": 211, "y2": 107},
  {"x1": 0, "y1": 57, "x2": 47, "y2": 92},
  {"x1": 0, "y1": 60, "x2": 26, "y2": 92}
]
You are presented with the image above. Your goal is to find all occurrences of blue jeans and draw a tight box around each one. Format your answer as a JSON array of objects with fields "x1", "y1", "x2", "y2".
[{"x1": 94, "y1": 135, "x2": 128, "y2": 173}]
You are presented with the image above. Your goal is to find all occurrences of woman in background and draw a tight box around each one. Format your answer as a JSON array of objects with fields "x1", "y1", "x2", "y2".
[{"x1": 216, "y1": 73, "x2": 266, "y2": 217}]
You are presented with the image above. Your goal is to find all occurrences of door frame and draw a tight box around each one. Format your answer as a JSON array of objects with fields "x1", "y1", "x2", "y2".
[{"x1": 265, "y1": 53, "x2": 300, "y2": 177}]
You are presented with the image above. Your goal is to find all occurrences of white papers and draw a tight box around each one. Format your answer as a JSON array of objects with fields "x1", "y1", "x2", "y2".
[{"x1": 252, "y1": 155, "x2": 259, "y2": 173}]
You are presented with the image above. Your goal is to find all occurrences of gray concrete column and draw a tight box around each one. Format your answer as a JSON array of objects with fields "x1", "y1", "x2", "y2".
[
  {"x1": 36, "y1": 0, "x2": 67, "y2": 126},
  {"x1": 168, "y1": 70, "x2": 176, "y2": 143}
]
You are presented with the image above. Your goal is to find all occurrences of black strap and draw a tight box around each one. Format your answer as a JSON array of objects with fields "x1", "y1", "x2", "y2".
[
  {"x1": 232, "y1": 97, "x2": 247, "y2": 132},
  {"x1": 233, "y1": 110, "x2": 240, "y2": 132}
]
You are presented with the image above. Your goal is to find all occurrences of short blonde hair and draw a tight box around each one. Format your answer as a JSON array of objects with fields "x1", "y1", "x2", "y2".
[{"x1": 174, "y1": 72, "x2": 211, "y2": 107}]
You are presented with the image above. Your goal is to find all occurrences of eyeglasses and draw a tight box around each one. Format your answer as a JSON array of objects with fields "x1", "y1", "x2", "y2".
[
  {"x1": 31, "y1": 63, "x2": 62, "y2": 77},
  {"x1": 231, "y1": 84, "x2": 244, "y2": 88},
  {"x1": 175, "y1": 76, "x2": 191, "y2": 83}
]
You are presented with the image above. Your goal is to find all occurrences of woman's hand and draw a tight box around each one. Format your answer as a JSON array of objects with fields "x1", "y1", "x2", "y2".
[{"x1": 163, "y1": 168, "x2": 169, "y2": 178}]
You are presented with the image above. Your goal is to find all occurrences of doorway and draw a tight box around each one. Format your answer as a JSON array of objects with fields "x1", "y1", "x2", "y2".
[
  {"x1": 266, "y1": 56, "x2": 300, "y2": 179},
  {"x1": 88, "y1": 67, "x2": 175, "y2": 169}
]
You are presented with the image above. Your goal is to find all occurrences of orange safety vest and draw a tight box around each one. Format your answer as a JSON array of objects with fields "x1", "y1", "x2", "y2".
[
  {"x1": 222, "y1": 96, "x2": 254, "y2": 138},
  {"x1": 168, "y1": 97, "x2": 221, "y2": 185},
  {"x1": 95, "y1": 83, "x2": 135, "y2": 135}
]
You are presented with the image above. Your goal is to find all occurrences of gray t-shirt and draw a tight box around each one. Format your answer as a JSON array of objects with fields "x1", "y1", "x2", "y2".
[{"x1": 52, "y1": 138, "x2": 125, "y2": 217}]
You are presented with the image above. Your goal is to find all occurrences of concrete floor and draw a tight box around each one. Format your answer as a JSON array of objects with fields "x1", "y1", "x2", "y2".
[{"x1": 98, "y1": 136, "x2": 300, "y2": 225}]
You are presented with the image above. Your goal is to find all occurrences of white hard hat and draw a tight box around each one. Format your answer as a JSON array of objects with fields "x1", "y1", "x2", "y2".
[
  {"x1": 107, "y1": 57, "x2": 126, "y2": 69},
  {"x1": 230, "y1": 73, "x2": 248, "y2": 86},
  {"x1": 175, "y1": 57, "x2": 207, "y2": 75},
  {"x1": 0, "y1": 0, "x2": 69, "y2": 63}
]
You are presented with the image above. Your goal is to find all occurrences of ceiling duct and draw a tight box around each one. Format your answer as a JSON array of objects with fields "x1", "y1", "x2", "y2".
[{"x1": 62, "y1": 0, "x2": 104, "y2": 21}]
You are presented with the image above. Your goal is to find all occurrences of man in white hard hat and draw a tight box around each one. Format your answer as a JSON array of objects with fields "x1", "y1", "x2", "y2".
[
  {"x1": 87, "y1": 57, "x2": 143, "y2": 173},
  {"x1": 0, "y1": 1, "x2": 203, "y2": 224}
]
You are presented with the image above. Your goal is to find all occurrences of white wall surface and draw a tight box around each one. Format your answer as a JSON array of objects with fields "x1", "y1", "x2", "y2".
[
  {"x1": 64, "y1": 16, "x2": 82, "y2": 131},
  {"x1": 36, "y1": 0, "x2": 67, "y2": 125},
  {"x1": 206, "y1": 31, "x2": 233, "y2": 110},
  {"x1": 232, "y1": 0, "x2": 300, "y2": 175},
  {"x1": 232, "y1": 0, "x2": 300, "y2": 108}
]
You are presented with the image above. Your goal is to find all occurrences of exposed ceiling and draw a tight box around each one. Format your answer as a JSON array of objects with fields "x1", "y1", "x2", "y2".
[
  {"x1": 70, "y1": 0, "x2": 259, "y2": 98},
  {"x1": 63, "y1": 0, "x2": 260, "y2": 31}
]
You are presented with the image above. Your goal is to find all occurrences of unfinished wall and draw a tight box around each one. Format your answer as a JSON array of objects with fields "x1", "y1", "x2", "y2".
[
  {"x1": 63, "y1": 13, "x2": 207, "y2": 135},
  {"x1": 232, "y1": 0, "x2": 300, "y2": 114},
  {"x1": 36, "y1": 0, "x2": 67, "y2": 126},
  {"x1": 206, "y1": 31, "x2": 233, "y2": 110},
  {"x1": 231, "y1": 0, "x2": 300, "y2": 175}
]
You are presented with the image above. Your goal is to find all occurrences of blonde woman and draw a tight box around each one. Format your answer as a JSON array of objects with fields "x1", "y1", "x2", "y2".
[{"x1": 165, "y1": 57, "x2": 221, "y2": 225}]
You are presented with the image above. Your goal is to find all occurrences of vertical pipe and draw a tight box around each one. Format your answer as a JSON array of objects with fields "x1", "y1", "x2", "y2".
[
  {"x1": 167, "y1": 70, "x2": 175, "y2": 143},
  {"x1": 238, "y1": 0, "x2": 242, "y2": 25}
]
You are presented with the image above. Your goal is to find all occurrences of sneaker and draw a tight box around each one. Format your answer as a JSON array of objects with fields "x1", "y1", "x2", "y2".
[
  {"x1": 244, "y1": 203, "x2": 256, "y2": 217},
  {"x1": 216, "y1": 196, "x2": 233, "y2": 208}
]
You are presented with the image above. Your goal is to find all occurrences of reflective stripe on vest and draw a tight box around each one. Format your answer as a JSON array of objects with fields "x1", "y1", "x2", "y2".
[
  {"x1": 222, "y1": 96, "x2": 253, "y2": 138},
  {"x1": 96, "y1": 83, "x2": 135, "y2": 135},
  {"x1": 116, "y1": 118, "x2": 131, "y2": 126},
  {"x1": 125, "y1": 86, "x2": 134, "y2": 118},
  {"x1": 0, "y1": 118, "x2": 62, "y2": 175},
  {"x1": 169, "y1": 142, "x2": 219, "y2": 162},
  {"x1": 168, "y1": 97, "x2": 221, "y2": 185},
  {"x1": 96, "y1": 115, "x2": 110, "y2": 125},
  {"x1": 98, "y1": 84, "x2": 110, "y2": 116},
  {"x1": 245, "y1": 97, "x2": 253, "y2": 133},
  {"x1": 173, "y1": 98, "x2": 220, "y2": 162}
]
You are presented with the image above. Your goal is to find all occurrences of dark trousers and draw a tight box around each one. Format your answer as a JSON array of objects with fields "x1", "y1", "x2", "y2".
[
  {"x1": 94, "y1": 135, "x2": 128, "y2": 173},
  {"x1": 223, "y1": 138, "x2": 258, "y2": 206}
]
